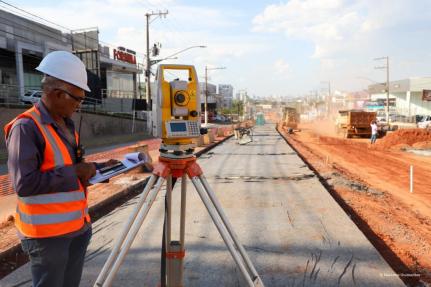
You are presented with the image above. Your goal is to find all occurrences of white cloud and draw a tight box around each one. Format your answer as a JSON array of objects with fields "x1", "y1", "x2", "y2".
[
  {"x1": 251, "y1": 0, "x2": 421, "y2": 59},
  {"x1": 274, "y1": 59, "x2": 291, "y2": 77},
  {"x1": 252, "y1": 0, "x2": 366, "y2": 59}
]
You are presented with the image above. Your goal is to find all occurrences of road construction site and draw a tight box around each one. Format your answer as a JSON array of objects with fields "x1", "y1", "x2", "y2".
[{"x1": 1, "y1": 124, "x2": 405, "y2": 286}]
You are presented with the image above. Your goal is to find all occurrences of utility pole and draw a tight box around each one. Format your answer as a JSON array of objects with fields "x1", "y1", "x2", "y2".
[
  {"x1": 386, "y1": 57, "x2": 390, "y2": 121},
  {"x1": 321, "y1": 81, "x2": 331, "y2": 117},
  {"x1": 374, "y1": 56, "x2": 390, "y2": 122},
  {"x1": 328, "y1": 81, "x2": 331, "y2": 116},
  {"x1": 145, "y1": 10, "x2": 168, "y2": 112},
  {"x1": 205, "y1": 66, "x2": 208, "y2": 126},
  {"x1": 204, "y1": 65, "x2": 226, "y2": 126}
]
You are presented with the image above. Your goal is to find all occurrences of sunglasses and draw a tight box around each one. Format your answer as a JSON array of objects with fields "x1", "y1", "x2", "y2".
[{"x1": 56, "y1": 89, "x2": 85, "y2": 103}]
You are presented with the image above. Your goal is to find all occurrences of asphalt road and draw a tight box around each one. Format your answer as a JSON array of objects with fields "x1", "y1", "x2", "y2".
[{"x1": 1, "y1": 124, "x2": 404, "y2": 287}]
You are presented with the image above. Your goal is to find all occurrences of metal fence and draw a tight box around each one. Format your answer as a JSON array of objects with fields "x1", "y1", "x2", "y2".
[
  {"x1": 0, "y1": 85, "x2": 142, "y2": 117},
  {"x1": 0, "y1": 84, "x2": 21, "y2": 104}
]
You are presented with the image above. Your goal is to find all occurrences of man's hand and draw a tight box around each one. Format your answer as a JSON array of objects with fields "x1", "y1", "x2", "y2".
[
  {"x1": 74, "y1": 162, "x2": 96, "y2": 186},
  {"x1": 141, "y1": 151, "x2": 154, "y2": 172}
]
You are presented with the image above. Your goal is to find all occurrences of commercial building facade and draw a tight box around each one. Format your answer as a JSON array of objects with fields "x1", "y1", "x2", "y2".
[
  {"x1": 218, "y1": 84, "x2": 233, "y2": 109},
  {"x1": 0, "y1": 9, "x2": 141, "y2": 112},
  {"x1": 199, "y1": 82, "x2": 217, "y2": 116},
  {"x1": 368, "y1": 78, "x2": 431, "y2": 118}
]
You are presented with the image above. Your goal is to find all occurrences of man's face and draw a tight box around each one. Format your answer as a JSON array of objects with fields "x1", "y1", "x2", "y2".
[{"x1": 54, "y1": 84, "x2": 85, "y2": 118}]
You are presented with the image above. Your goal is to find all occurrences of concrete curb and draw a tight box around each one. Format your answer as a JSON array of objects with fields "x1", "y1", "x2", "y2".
[{"x1": 0, "y1": 135, "x2": 233, "y2": 262}]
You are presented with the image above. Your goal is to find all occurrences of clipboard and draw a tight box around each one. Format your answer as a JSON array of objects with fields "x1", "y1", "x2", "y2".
[{"x1": 89, "y1": 152, "x2": 148, "y2": 184}]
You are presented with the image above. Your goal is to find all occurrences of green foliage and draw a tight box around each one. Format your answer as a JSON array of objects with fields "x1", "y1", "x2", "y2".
[{"x1": 222, "y1": 99, "x2": 244, "y2": 115}]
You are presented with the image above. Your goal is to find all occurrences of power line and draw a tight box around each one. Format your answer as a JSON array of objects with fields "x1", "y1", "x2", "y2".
[
  {"x1": 0, "y1": 0, "x2": 71, "y2": 31},
  {"x1": 0, "y1": 1, "x2": 148, "y2": 57}
]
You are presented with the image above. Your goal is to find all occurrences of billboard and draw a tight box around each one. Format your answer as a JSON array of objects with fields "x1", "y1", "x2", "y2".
[{"x1": 423, "y1": 90, "x2": 431, "y2": 101}]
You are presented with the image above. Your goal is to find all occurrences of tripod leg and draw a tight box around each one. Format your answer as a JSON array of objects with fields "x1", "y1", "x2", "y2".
[
  {"x1": 198, "y1": 175, "x2": 263, "y2": 285},
  {"x1": 94, "y1": 174, "x2": 159, "y2": 287},
  {"x1": 189, "y1": 177, "x2": 258, "y2": 287},
  {"x1": 166, "y1": 175, "x2": 173, "y2": 245},
  {"x1": 166, "y1": 174, "x2": 187, "y2": 287},
  {"x1": 101, "y1": 176, "x2": 166, "y2": 287},
  {"x1": 179, "y1": 174, "x2": 187, "y2": 247}
]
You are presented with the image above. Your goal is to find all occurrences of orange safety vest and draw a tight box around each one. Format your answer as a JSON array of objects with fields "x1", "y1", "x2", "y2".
[{"x1": 4, "y1": 106, "x2": 90, "y2": 238}]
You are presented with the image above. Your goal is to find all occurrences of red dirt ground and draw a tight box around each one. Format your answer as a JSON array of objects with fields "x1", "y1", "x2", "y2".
[{"x1": 279, "y1": 121, "x2": 431, "y2": 286}]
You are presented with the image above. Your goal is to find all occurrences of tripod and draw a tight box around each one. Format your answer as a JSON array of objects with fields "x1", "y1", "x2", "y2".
[{"x1": 94, "y1": 153, "x2": 265, "y2": 287}]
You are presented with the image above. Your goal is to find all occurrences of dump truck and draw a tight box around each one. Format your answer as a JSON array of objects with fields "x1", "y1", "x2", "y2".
[
  {"x1": 336, "y1": 109, "x2": 376, "y2": 138},
  {"x1": 281, "y1": 107, "x2": 299, "y2": 129}
]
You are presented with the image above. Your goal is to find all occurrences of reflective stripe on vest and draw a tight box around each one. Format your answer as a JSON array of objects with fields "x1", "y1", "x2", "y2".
[
  {"x1": 27, "y1": 109, "x2": 65, "y2": 168},
  {"x1": 4, "y1": 106, "x2": 89, "y2": 238},
  {"x1": 18, "y1": 209, "x2": 83, "y2": 225},
  {"x1": 18, "y1": 191, "x2": 85, "y2": 204}
]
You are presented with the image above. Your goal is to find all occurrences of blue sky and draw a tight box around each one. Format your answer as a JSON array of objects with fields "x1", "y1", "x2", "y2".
[{"x1": 7, "y1": 0, "x2": 431, "y2": 98}]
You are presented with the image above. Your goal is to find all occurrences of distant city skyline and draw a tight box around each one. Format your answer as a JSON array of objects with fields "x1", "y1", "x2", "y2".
[{"x1": 8, "y1": 0, "x2": 431, "y2": 98}]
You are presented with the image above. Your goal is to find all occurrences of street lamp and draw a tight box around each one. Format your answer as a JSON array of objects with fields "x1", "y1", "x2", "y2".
[
  {"x1": 149, "y1": 45, "x2": 207, "y2": 67},
  {"x1": 204, "y1": 65, "x2": 226, "y2": 126},
  {"x1": 161, "y1": 45, "x2": 206, "y2": 60},
  {"x1": 150, "y1": 56, "x2": 178, "y2": 66},
  {"x1": 356, "y1": 76, "x2": 381, "y2": 84}
]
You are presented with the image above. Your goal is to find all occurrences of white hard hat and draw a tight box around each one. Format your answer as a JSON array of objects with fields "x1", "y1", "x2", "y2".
[{"x1": 36, "y1": 51, "x2": 91, "y2": 92}]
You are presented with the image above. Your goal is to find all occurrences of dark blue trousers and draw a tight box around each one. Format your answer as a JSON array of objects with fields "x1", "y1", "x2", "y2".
[{"x1": 21, "y1": 228, "x2": 92, "y2": 287}]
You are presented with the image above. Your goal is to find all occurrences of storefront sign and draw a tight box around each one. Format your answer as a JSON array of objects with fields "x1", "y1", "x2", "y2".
[
  {"x1": 423, "y1": 89, "x2": 431, "y2": 101},
  {"x1": 113, "y1": 49, "x2": 136, "y2": 64}
]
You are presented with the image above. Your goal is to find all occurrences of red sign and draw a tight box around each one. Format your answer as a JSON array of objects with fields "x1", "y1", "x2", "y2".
[
  {"x1": 423, "y1": 90, "x2": 431, "y2": 101},
  {"x1": 113, "y1": 49, "x2": 136, "y2": 64}
]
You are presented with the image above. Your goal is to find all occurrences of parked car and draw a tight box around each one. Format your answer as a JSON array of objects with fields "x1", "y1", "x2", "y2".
[
  {"x1": 417, "y1": 115, "x2": 431, "y2": 129},
  {"x1": 215, "y1": 115, "x2": 226, "y2": 122},
  {"x1": 415, "y1": 115, "x2": 427, "y2": 123},
  {"x1": 20, "y1": 90, "x2": 42, "y2": 104}
]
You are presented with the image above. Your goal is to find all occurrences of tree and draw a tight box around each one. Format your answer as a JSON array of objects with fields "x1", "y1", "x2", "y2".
[{"x1": 221, "y1": 99, "x2": 243, "y2": 116}]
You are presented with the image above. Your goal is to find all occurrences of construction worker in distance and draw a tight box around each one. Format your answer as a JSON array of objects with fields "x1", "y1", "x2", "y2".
[
  {"x1": 4, "y1": 51, "x2": 116, "y2": 287},
  {"x1": 370, "y1": 119, "x2": 378, "y2": 144}
]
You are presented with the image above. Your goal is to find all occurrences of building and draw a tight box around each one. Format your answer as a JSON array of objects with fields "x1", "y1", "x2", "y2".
[
  {"x1": 368, "y1": 78, "x2": 431, "y2": 117},
  {"x1": 218, "y1": 84, "x2": 233, "y2": 109},
  {"x1": 236, "y1": 89, "x2": 247, "y2": 101},
  {"x1": 199, "y1": 82, "x2": 217, "y2": 116},
  {"x1": 0, "y1": 9, "x2": 70, "y2": 101},
  {"x1": 0, "y1": 9, "x2": 141, "y2": 112}
]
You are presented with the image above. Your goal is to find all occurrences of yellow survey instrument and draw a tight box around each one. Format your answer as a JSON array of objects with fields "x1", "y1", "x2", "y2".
[{"x1": 154, "y1": 64, "x2": 201, "y2": 155}]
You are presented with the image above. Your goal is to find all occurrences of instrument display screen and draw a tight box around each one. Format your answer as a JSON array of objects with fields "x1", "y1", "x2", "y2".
[{"x1": 170, "y1": 122, "x2": 187, "y2": 132}]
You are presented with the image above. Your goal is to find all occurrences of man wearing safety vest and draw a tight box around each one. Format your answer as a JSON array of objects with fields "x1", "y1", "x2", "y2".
[{"x1": 5, "y1": 51, "x2": 114, "y2": 287}]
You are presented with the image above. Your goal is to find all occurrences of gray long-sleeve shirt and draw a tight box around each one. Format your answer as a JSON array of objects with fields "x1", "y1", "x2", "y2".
[
  {"x1": 6, "y1": 102, "x2": 80, "y2": 197},
  {"x1": 6, "y1": 101, "x2": 92, "y2": 238}
]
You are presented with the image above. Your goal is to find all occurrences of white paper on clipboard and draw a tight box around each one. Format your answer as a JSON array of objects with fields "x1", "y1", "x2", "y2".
[{"x1": 89, "y1": 152, "x2": 148, "y2": 184}]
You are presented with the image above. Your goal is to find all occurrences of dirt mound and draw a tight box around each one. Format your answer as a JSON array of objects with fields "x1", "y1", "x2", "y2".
[
  {"x1": 412, "y1": 140, "x2": 431, "y2": 149},
  {"x1": 388, "y1": 143, "x2": 411, "y2": 151},
  {"x1": 376, "y1": 129, "x2": 431, "y2": 150}
]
